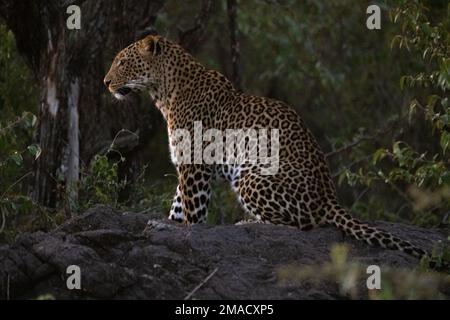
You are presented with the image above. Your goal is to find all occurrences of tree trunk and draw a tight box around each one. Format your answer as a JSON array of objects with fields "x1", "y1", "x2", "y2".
[{"x1": 0, "y1": 0, "x2": 164, "y2": 213}]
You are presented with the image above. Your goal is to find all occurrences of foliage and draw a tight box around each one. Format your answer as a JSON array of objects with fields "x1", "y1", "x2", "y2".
[
  {"x1": 277, "y1": 243, "x2": 450, "y2": 299},
  {"x1": 78, "y1": 154, "x2": 126, "y2": 211},
  {"x1": 76, "y1": 127, "x2": 174, "y2": 216},
  {"x1": 338, "y1": 0, "x2": 450, "y2": 226},
  {"x1": 0, "y1": 112, "x2": 55, "y2": 242},
  {"x1": 0, "y1": 24, "x2": 39, "y2": 186},
  {"x1": 0, "y1": 26, "x2": 44, "y2": 242},
  {"x1": 125, "y1": 174, "x2": 175, "y2": 219},
  {"x1": 35, "y1": 294, "x2": 55, "y2": 300}
]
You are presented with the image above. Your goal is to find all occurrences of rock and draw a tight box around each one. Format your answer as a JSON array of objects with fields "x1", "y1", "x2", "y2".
[{"x1": 0, "y1": 204, "x2": 447, "y2": 299}]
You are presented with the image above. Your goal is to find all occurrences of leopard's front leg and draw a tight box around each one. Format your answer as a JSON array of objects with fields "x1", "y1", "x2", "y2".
[
  {"x1": 177, "y1": 164, "x2": 212, "y2": 224},
  {"x1": 168, "y1": 184, "x2": 185, "y2": 222}
]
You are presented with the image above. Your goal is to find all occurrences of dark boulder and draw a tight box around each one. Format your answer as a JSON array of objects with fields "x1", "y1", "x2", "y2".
[{"x1": 0, "y1": 205, "x2": 447, "y2": 299}]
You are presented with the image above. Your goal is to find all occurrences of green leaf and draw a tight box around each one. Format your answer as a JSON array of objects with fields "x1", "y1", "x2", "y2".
[
  {"x1": 337, "y1": 170, "x2": 347, "y2": 186},
  {"x1": 440, "y1": 131, "x2": 450, "y2": 155},
  {"x1": 421, "y1": 22, "x2": 431, "y2": 36},
  {"x1": 439, "y1": 171, "x2": 450, "y2": 185},
  {"x1": 27, "y1": 144, "x2": 42, "y2": 160},
  {"x1": 23, "y1": 112, "x2": 37, "y2": 128},
  {"x1": 372, "y1": 148, "x2": 388, "y2": 165},
  {"x1": 427, "y1": 95, "x2": 441, "y2": 109},
  {"x1": 10, "y1": 152, "x2": 23, "y2": 166},
  {"x1": 399, "y1": 75, "x2": 408, "y2": 90},
  {"x1": 422, "y1": 47, "x2": 429, "y2": 60}
]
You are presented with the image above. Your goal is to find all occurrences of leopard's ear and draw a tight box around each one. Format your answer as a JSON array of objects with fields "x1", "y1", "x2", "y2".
[{"x1": 139, "y1": 35, "x2": 162, "y2": 58}]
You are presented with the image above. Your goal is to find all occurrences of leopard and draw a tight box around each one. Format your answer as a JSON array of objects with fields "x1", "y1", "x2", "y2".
[{"x1": 104, "y1": 34, "x2": 437, "y2": 265}]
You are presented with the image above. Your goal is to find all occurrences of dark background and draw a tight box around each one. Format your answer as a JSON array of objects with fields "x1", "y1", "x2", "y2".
[{"x1": 0, "y1": 0, "x2": 449, "y2": 240}]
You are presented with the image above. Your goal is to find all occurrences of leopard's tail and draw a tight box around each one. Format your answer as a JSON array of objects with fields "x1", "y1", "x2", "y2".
[{"x1": 326, "y1": 204, "x2": 427, "y2": 259}]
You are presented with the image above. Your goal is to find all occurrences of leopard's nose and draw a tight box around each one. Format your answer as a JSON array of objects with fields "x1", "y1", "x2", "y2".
[{"x1": 104, "y1": 77, "x2": 111, "y2": 88}]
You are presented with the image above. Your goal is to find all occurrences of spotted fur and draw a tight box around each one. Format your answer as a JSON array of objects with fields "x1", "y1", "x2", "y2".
[{"x1": 104, "y1": 35, "x2": 430, "y2": 262}]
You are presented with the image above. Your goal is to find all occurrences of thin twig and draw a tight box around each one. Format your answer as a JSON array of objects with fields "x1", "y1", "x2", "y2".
[
  {"x1": 110, "y1": 129, "x2": 139, "y2": 150},
  {"x1": 326, "y1": 118, "x2": 400, "y2": 159},
  {"x1": 331, "y1": 154, "x2": 373, "y2": 178},
  {"x1": 0, "y1": 171, "x2": 33, "y2": 201},
  {"x1": 0, "y1": 112, "x2": 30, "y2": 136},
  {"x1": 184, "y1": 267, "x2": 218, "y2": 300},
  {"x1": 94, "y1": 129, "x2": 139, "y2": 157}
]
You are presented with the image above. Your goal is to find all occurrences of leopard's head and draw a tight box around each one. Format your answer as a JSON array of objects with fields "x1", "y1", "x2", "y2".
[{"x1": 104, "y1": 35, "x2": 162, "y2": 100}]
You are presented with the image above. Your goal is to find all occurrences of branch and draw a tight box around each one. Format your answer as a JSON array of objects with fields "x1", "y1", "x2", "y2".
[
  {"x1": 331, "y1": 154, "x2": 372, "y2": 178},
  {"x1": 0, "y1": 172, "x2": 33, "y2": 201},
  {"x1": 184, "y1": 267, "x2": 218, "y2": 300},
  {"x1": 326, "y1": 120, "x2": 398, "y2": 159},
  {"x1": 92, "y1": 130, "x2": 140, "y2": 157}
]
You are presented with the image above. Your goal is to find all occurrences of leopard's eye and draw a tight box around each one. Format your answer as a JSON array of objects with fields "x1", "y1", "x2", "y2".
[{"x1": 117, "y1": 59, "x2": 124, "y2": 67}]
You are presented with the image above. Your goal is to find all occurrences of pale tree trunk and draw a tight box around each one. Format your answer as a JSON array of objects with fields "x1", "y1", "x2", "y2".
[
  {"x1": 34, "y1": 9, "x2": 68, "y2": 209},
  {"x1": 67, "y1": 78, "x2": 80, "y2": 206}
]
